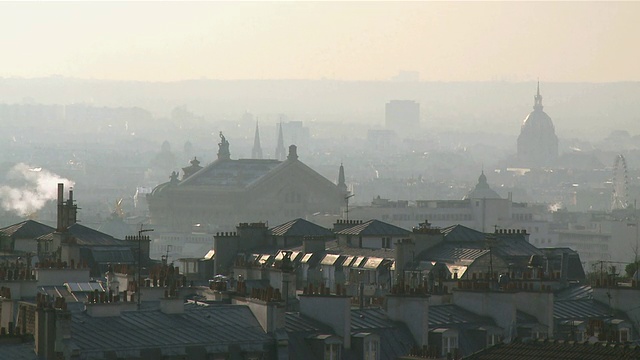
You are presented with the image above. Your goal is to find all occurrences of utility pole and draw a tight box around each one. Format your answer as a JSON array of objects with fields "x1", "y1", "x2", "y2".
[
  {"x1": 635, "y1": 208, "x2": 639, "y2": 281},
  {"x1": 137, "y1": 225, "x2": 153, "y2": 310}
]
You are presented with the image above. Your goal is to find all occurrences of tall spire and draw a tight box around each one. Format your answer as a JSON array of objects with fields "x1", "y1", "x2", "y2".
[
  {"x1": 275, "y1": 121, "x2": 286, "y2": 161},
  {"x1": 252, "y1": 120, "x2": 263, "y2": 159},
  {"x1": 337, "y1": 163, "x2": 347, "y2": 193},
  {"x1": 534, "y1": 79, "x2": 543, "y2": 111}
]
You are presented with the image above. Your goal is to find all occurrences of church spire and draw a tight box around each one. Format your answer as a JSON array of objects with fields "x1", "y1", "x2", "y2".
[
  {"x1": 275, "y1": 121, "x2": 286, "y2": 161},
  {"x1": 534, "y1": 80, "x2": 543, "y2": 111},
  {"x1": 252, "y1": 120, "x2": 263, "y2": 159},
  {"x1": 337, "y1": 163, "x2": 348, "y2": 193}
]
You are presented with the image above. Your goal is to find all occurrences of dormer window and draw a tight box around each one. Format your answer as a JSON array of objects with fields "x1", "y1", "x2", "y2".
[
  {"x1": 442, "y1": 335, "x2": 458, "y2": 357},
  {"x1": 487, "y1": 333, "x2": 501, "y2": 347},
  {"x1": 620, "y1": 328, "x2": 629, "y2": 342},
  {"x1": 364, "y1": 339, "x2": 380, "y2": 360},
  {"x1": 324, "y1": 343, "x2": 340, "y2": 360}
]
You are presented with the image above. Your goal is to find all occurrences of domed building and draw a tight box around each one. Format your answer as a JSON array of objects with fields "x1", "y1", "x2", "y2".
[
  {"x1": 517, "y1": 83, "x2": 558, "y2": 167},
  {"x1": 463, "y1": 171, "x2": 501, "y2": 200}
]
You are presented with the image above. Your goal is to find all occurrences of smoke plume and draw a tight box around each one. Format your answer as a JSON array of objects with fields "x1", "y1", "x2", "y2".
[{"x1": 0, "y1": 163, "x2": 75, "y2": 217}]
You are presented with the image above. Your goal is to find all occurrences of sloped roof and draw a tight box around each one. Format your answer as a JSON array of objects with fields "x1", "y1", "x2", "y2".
[
  {"x1": 464, "y1": 339, "x2": 640, "y2": 360},
  {"x1": 440, "y1": 225, "x2": 542, "y2": 259},
  {"x1": 554, "y1": 299, "x2": 615, "y2": 321},
  {"x1": 38, "y1": 282, "x2": 106, "y2": 303},
  {"x1": 440, "y1": 224, "x2": 486, "y2": 242},
  {"x1": 70, "y1": 223, "x2": 127, "y2": 246},
  {"x1": 555, "y1": 285, "x2": 592, "y2": 301},
  {"x1": 286, "y1": 308, "x2": 416, "y2": 360},
  {"x1": 70, "y1": 303, "x2": 272, "y2": 356},
  {"x1": 541, "y1": 248, "x2": 586, "y2": 281},
  {"x1": 0, "y1": 220, "x2": 54, "y2": 239},
  {"x1": 270, "y1": 218, "x2": 334, "y2": 237},
  {"x1": 177, "y1": 243, "x2": 213, "y2": 260},
  {"x1": 285, "y1": 312, "x2": 335, "y2": 360},
  {"x1": 0, "y1": 342, "x2": 36, "y2": 360},
  {"x1": 97, "y1": 217, "x2": 134, "y2": 240},
  {"x1": 429, "y1": 304, "x2": 499, "y2": 357},
  {"x1": 90, "y1": 247, "x2": 135, "y2": 263},
  {"x1": 37, "y1": 223, "x2": 126, "y2": 246},
  {"x1": 429, "y1": 304, "x2": 494, "y2": 328},
  {"x1": 179, "y1": 158, "x2": 283, "y2": 187},
  {"x1": 322, "y1": 239, "x2": 396, "y2": 259},
  {"x1": 286, "y1": 312, "x2": 332, "y2": 333},
  {"x1": 350, "y1": 308, "x2": 416, "y2": 360},
  {"x1": 420, "y1": 243, "x2": 489, "y2": 263},
  {"x1": 336, "y1": 219, "x2": 410, "y2": 236}
]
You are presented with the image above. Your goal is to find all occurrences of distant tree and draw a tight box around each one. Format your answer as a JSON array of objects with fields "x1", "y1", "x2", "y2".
[{"x1": 625, "y1": 261, "x2": 639, "y2": 278}]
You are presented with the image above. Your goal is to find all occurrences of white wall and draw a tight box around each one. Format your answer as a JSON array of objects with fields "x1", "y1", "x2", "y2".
[
  {"x1": 299, "y1": 295, "x2": 351, "y2": 349},
  {"x1": 453, "y1": 290, "x2": 516, "y2": 338}
]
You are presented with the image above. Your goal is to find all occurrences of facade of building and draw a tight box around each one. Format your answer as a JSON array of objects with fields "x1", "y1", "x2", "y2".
[
  {"x1": 348, "y1": 172, "x2": 553, "y2": 245},
  {"x1": 146, "y1": 133, "x2": 348, "y2": 233},
  {"x1": 517, "y1": 83, "x2": 559, "y2": 167}
]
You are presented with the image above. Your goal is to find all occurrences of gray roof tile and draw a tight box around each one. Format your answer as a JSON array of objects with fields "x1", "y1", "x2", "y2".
[
  {"x1": 0, "y1": 220, "x2": 54, "y2": 239},
  {"x1": 336, "y1": 220, "x2": 410, "y2": 236},
  {"x1": 69, "y1": 303, "x2": 272, "y2": 355},
  {"x1": 270, "y1": 218, "x2": 334, "y2": 237}
]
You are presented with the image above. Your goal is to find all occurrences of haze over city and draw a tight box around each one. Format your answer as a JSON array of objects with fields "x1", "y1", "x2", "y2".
[
  {"x1": 1, "y1": 2, "x2": 640, "y2": 82},
  {"x1": 2, "y1": 2, "x2": 640, "y2": 359}
]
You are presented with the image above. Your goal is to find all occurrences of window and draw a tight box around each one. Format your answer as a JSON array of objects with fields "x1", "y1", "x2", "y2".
[
  {"x1": 324, "y1": 344, "x2": 340, "y2": 360},
  {"x1": 364, "y1": 339, "x2": 379, "y2": 360},
  {"x1": 442, "y1": 336, "x2": 458, "y2": 356},
  {"x1": 620, "y1": 328, "x2": 629, "y2": 342},
  {"x1": 382, "y1": 237, "x2": 391, "y2": 249},
  {"x1": 487, "y1": 334, "x2": 500, "y2": 347}
]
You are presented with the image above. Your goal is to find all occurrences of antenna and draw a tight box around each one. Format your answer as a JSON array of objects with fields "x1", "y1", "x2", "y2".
[{"x1": 345, "y1": 194, "x2": 355, "y2": 221}]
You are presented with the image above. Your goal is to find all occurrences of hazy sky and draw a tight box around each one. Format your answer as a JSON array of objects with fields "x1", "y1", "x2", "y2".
[{"x1": 1, "y1": 2, "x2": 639, "y2": 82}]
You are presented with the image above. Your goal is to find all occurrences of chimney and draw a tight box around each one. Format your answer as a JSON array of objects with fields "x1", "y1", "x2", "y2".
[
  {"x1": 394, "y1": 238, "x2": 415, "y2": 280},
  {"x1": 386, "y1": 294, "x2": 429, "y2": 347},
  {"x1": 299, "y1": 293, "x2": 351, "y2": 349},
  {"x1": 287, "y1": 145, "x2": 298, "y2": 160},
  {"x1": 35, "y1": 304, "x2": 56, "y2": 359},
  {"x1": 57, "y1": 183, "x2": 64, "y2": 231},
  {"x1": 66, "y1": 188, "x2": 77, "y2": 226},
  {"x1": 53, "y1": 299, "x2": 71, "y2": 355},
  {"x1": 232, "y1": 295, "x2": 285, "y2": 334}
]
